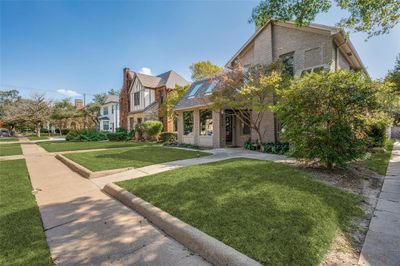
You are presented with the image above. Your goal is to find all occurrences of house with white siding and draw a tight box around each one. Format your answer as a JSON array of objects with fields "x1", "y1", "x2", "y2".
[{"x1": 99, "y1": 95, "x2": 120, "y2": 132}]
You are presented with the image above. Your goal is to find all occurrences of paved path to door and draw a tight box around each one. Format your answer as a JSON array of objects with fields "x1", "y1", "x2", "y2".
[
  {"x1": 92, "y1": 147, "x2": 293, "y2": 188},
  {"x1": 359, "y1": 141, "x2": 400, "y2": 266},
  {"x1": 21, "y1": 141, "x2": 209, "y2": 266}
]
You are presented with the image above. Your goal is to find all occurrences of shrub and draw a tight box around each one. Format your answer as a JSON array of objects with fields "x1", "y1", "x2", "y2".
[
  {"x1": 264, "y1": 142, "x2": 289, "y2": 154},
  {"x1": 159, "y1": 132, "x2": 177, "y2": 143},
  {"x1": 143, "y1": 120, "x2": 163, "y2": 140},
  {"x1": 275, "y1": 70, "x2": 381, "y2": 168},
  {"x1": 116, "y1": 127, "x2": 126, "y2": 133},
  {"x1": 106, "y1": 132, "x2": 127, "y2": 141},
  {"x1": 66, "y1": 129, "x2": 108, "y2": 142},
  {"x1": 127, "y1": 129, "x2": 135, "y2": 140},
  {"x1": 134, "y1": 123, "x2": 145, "y2": 139}
]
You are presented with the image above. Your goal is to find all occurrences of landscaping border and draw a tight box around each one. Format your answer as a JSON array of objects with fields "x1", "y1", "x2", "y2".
[
  {"x1": 55, "y1": 154, "x2": 133, "y2": 179},
  {"x1": 103, "y1": 182, "x2": 262, "y2": 266}
]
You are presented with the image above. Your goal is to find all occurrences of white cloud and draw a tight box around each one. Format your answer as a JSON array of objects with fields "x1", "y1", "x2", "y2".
[
  {"x1": 139, "y1": 67, "x2": 152, "y2": 75},
  {"x1": 57, "y1": 89, "x2": 81, "y2": 97}
]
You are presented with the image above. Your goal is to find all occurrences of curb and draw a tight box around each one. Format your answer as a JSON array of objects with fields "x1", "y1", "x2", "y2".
[
  {"x1": 55, "y1": 154, "x2": 133, "y2": 179},
  {"x1": 103, "y1": 183, "x2": 262, "y2": 266}
]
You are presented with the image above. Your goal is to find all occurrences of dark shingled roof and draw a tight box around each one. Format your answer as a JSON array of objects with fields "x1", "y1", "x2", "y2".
[{"x1": 174, "y1": 77, "x2": 217, "y2": 111}]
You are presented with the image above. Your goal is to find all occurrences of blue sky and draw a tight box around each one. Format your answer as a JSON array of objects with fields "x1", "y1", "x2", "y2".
[{"x1": 1, "y1": 1, "x2": 399, "y2": 102}]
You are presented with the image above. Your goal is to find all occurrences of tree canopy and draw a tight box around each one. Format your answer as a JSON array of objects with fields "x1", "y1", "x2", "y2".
[
  {"x1": 275, "y1": 70, "x2": 389, "y2": 168},
  {"x1": 190, "y1": 60, "x2": 223, "y2": 81},
  {"x1": 250, "y1": 0, "x2": 400, "y2": 38}
]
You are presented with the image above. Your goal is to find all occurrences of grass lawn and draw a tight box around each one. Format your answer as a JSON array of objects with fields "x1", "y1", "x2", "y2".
[
  {"x1": 362, "y1": 140, "x2": 394, "y2": 175},
  {"x1": 118, "y1": 159, "x2": 363, "y2": 265},
  {"x1": 65, "y1": 146, "x2": 210, "y2": 171},
  {"x1": 0, "y1": 160, "x2": 52, "y2": 266},
  {"x1": 28, "y1": 136, "x2": 49, "y2": 141},
  {"x1": 0, "y1": 138, "x2": 18, "y2": 142},
  {"x1": 0, "y1": 144, "x2": 22, "y2": 156},
  {"x1": 39, "y1": 140, "x2": 151, "y2": 152}
]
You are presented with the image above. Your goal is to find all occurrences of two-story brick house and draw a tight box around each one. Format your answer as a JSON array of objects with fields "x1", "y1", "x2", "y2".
[
  {"x1": 119, "y1": 68, "x2": 190, "y2": 131},
  {"x1": 174, "y1": 20, "x2": 367, "y2": 148}
]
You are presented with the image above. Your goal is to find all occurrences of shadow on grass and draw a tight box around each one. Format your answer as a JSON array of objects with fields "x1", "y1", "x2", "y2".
[{"x1": 119, "y1": 159, "x2": 364, "y2": 265}]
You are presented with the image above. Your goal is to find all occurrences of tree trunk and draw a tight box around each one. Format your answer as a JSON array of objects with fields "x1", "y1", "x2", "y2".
[
  {"x1": 254, "y1": 128, "x2": 264, "y2": 151},
  {"x1": 326, "y1": 161, "x2": 333, "y2": 170},
  {"x1": 36, "y1": 123, "x2": 41, "y2": 137}
]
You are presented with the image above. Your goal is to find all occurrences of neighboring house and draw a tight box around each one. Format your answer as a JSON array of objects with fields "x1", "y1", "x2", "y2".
[
  {"x1": 99, "y1": 95, "x2": 120, "y2": 132},
  {"x1": 119, "y1": 68, "x2": 190, "y2": 132},
  {"x1": 174, "y1": 20, "x2": 367, "y2": 148}
]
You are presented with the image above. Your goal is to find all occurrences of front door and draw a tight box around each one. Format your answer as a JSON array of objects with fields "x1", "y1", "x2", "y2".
[{"x1": 225, "y1": 115, "x2": 233, "y2": 146}]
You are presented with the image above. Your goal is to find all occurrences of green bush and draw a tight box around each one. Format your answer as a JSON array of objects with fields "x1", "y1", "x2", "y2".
[
  {"x1": 127, "y1": 129, "x2": 135, "y2": 140},
  {"x1": 66, "y1": 129, "x2": 108, "y2": 142},
  {"x1": 275, "y1": 70, "x2": 381, "y2": 168},
  {"x1": 264, "y1": 142, "x2": 289, "y2": 154},
  {"x1": 116, "y1": 127, "x2": 126, "y2": 133},
  {"x1": 134, "y1": 123, "x2": 145, "y2": 138},
  {"x1": 159, "y1": 132, "x2": 177, "y2": 143},
  {"x1": 143, "y1": 120, "x2": 163, "y2": 140},
  {"x1": 106, "y1": 132, "x2": 127, "y2": 141}
]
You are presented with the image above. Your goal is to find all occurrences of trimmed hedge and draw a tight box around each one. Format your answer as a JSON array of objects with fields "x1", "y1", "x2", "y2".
[
  {"x1": 160, "y1": 132, "x2": 177, "y2": 143},
  {"x1": 143, "y1": 120, "x2": 163, "y2": 140},
  {"x1": 106, "y1": 132, "x2": 127, "y2": 141},
  {"x1": 66, "y1": 129, "x2": 108, "y2": 142}
]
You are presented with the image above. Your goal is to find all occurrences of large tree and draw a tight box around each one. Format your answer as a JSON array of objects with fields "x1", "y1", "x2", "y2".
[
  {"x1": 250, "y1": 0, "x2": 400, "y2": 38},
  {"x1": 190, "y1": 60, "x2": 223, "y2": 81},
  {"x1": 211, "y1": 62, "x2": 285, "y2": 145},
  {"x1": 0, "y1": 89, "x2": 20, "y2": 118},
  {"x1": 3, "y1": 94, "x2": 51, "y2": 137},
  {"x1": 275, "y1": 70, "x2": 388, "y2": 168}
]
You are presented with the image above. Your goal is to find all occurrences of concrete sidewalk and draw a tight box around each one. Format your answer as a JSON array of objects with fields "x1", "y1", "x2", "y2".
[
  {"x1": 92, "y1": 147, "x2": 293, "y2": 188},
  {"x1": 359, "y1": 141, "x2": 400, "y2": 266},
  {"x1": 21, "y1": 142, "x2": 208, "y2": 265}
]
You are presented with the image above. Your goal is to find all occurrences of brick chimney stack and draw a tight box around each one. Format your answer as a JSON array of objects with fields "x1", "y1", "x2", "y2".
[{"x1": 75, "y1": 99, "x2": 84, "y2": 109}]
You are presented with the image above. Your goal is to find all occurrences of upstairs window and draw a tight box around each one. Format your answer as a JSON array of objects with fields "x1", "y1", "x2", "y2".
[
  {"x1": 280, "y1": 52, "x2": 294, "y2": 76},
  {"x1": 134, "y1": 92, "x2": 140, "y2": 106},
  {"x1": 188, "y1": 82, "x2": 203, "y2": 97},
  {"x1": 103, "y1": 106, "x2": 108, "y2": 115},
  {"x1": 205, "y1": 81, "x2": 218, "y2": 94}
]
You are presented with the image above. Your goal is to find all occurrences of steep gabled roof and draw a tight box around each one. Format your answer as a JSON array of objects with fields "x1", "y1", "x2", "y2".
[
  {"x1": 225, "y1": 20, "x2": 367, "y2": 74},
  {"x1": 157, "y1": 70, "x2": 190, "y2": 89},
  {"x1": 133, "y1": 70, "x2": 190, "y2": 90}
]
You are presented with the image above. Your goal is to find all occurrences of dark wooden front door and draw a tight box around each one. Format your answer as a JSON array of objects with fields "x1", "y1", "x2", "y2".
[{"x1": 225, "y1": 115, "x2": 233, "y2": 145}]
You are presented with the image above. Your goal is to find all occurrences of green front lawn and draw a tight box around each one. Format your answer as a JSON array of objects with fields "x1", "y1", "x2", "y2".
[
  {"x1": 39, "y1": 140, "x2": 151, "y2": 152},
  {"x1": 65, "y1": 146, "x2": 210, "y2": 171},
  {"x1": 362, "y1": 140, "x2": 394, "y2": 175},
  {"x1": 0, "y1": 144, "x2": 22, "y2": 156},
  {"x1": 0, "y1": 160, "x2": 52, "y2": 265},
  {"x1": 0, "y1": 138, "x2": 18, "y2": 142},
  {"x1": 119, "y1": 159, "x2": 363, "y2": 265}
]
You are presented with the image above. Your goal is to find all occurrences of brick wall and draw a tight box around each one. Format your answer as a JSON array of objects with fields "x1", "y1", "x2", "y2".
[{"x1": 119, "y1": 68, "x2": 133, "y2": 131}]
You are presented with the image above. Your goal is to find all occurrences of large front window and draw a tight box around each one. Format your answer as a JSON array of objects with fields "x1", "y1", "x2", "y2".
[
  {"x1": 103, "y1": 121, "x2": 109, "y2": 131},
  {"x1": 134, "y1": 92, "x2": 140, "y2": 106},
  {"x1": 199, "y1": 110, "x2": 213, "y2": 136},
  {"x1": 183, "y1": 111, "x2": 193, "y2": 135}
]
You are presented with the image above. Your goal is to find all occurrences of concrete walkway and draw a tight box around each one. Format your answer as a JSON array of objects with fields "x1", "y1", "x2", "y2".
[
  {"x1": 359, "y1": 141, "x2": 400, "y2": 266},
  {"x1": 92, "y1": 147, "x2": 293, "y2": 188},
  {"x1": 21, "y1": 142, "x2": 209, "y2": 265}
]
